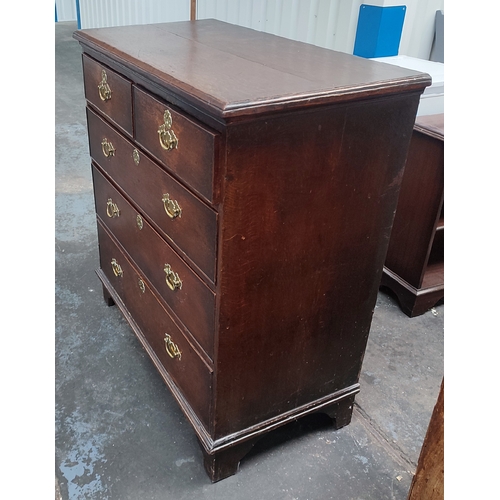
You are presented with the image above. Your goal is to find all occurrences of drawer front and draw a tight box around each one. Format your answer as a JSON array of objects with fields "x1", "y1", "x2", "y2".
[
  {"x1": 93, "y1": 164, "x2": 215, "y2": 360},
  {"x1": 97, "y1": 220, "x2": 212, "y2": 429},
  {"x1": 87, "y1": 107, "x2": 218, "y2": 284},
  {"x1": 83, "y1": 54, "x2": 133, "y2": 136},
  {"x1": 134, "y1": 86, "x2": 218, "y2": 202}
]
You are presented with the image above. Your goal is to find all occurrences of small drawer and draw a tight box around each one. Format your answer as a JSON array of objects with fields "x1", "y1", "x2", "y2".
[
  {"x1": 134, "y1": 86, "x2": 218, "y2": 202},
  {"x1": 87, "y1": 107, "x2": 218, "y2": 284},
  {"x1": 97, "y1": 220, "x2": 212, "y2": 429},
  {"x1": 93, "y1": 164, "x2": 216, "y2": 360},
  {"x1": 82, "y1": 54, "x2": 133, "y2": 136}
]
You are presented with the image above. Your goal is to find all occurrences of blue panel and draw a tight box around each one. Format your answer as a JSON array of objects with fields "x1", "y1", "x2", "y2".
[
  {"x1": 76, "y1": 0, "x2": 81, "y2": 29},
  {"x1": 55, "y1": 3, "x2": 58, "y2": 22},
  {"x1": 353, "y1": 5, "x2": 406, "y2": 58}
]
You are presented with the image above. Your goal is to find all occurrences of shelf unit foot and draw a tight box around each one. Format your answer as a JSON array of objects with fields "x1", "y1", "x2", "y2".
[{"x1": 381, "y1": 268, "x2": 443, "y2": 318}]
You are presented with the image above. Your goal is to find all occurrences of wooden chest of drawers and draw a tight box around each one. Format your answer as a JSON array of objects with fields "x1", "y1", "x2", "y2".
[{"x1": 74, "y1": 20, "x2": 430, "y2": 482}]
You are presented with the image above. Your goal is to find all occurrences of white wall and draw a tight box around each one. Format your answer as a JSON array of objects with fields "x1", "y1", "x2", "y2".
[
  {"x1": 398, "y1": 0, "x2": 445, "y2": 59},
  {"x1": 77, "y1": 0, "x2": 190, "y2": 29},
  {"x1": 197, "y1": 0, "x2": 351, "y2": 51},
  {"x1": 55, "y1": 0, "x2": 77, "y2": 22},
  {"x1": 197, "y1": 0, "x2": 444, "y2": 58},
  {"x1": 73, "y1": 0, "x2": 444, "y2": 59}
]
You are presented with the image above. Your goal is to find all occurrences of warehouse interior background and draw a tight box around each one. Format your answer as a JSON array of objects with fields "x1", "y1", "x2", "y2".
[
  {"x1": 2, "y1": 1, "x2": 495, "y2": 498},
  {"x1": 55, "y1": 0, "x2": 446, "y2": 119},
  {"x1": 56, "y1": 0, "x2": 441, "y2": 59}
]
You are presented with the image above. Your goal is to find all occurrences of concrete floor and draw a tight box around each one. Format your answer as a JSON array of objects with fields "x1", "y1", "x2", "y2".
[{"x1": 55, "y1": 21, "x2": 444, "y2": 500}]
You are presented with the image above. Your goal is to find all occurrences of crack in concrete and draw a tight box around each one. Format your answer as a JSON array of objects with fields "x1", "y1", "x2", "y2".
[{"x1": 353, "y1": 402, "x2": 417, "y2": 472}]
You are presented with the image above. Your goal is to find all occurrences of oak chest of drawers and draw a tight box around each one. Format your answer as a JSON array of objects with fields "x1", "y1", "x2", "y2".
[{"x1": 74, "y1": 20, "x2": 430, "y2": 482}]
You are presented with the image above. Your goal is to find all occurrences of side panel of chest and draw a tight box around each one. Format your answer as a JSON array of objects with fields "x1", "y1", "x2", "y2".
[{"x1": 213, "y1": 94, "x2": 420, "y2": 438}]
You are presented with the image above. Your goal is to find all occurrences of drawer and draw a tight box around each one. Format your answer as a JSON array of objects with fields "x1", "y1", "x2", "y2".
[
  {"x1": 82, "y1": 54, "x2": 133, "y2": 136},
  {"x1": 134, "y1": 86, "x2": 218, "y2": 202},
  {"x1": 93, "y1": 164, "x2": 216, "y2": 360},
  {"x1": 87, "y1": 107, "x2": 218, "y2": 284},
  {"x1": 97, "y1": 220, "x2": 212, "y2": 429}
]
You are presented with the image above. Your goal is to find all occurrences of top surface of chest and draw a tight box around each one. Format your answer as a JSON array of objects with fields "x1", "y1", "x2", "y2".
[{"x1": 73, "y1": 19, "x2": 430, "y2": 119}]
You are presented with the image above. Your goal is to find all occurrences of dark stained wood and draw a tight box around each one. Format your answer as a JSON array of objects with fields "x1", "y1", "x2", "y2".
[
  {"x1": 324, "y1": 395, "x2": 356, "y2": 430},
  {"x1": 133, "y1": 86, "x2": 218, "y2": 202},
  {"x1": 414, "y1": 113, "x2": 444, "y2": 139},
  {"x1": 96, "y1": 265, "x2": 215, "y2": 441},
  {"x1": 407, "y1": 379, "x2": 444, "y2": 500},
  {"x1": 74, "y1": 19, "x2": 430, "y2": 120},
  {"x1": 82, "y1": 54, "x2": 133, "y2": 136},
  {"x1": 381, "y1": 268, "x2": 444, "y2": 318},
  {"x1": 200, "y1": 438, "x2": 258, "y2": 483},
  {"x1": 86, "y1": 107, "x2": 218, "y2": 284},
  {"x1": 213, "y1": 94, "x2": 421, "y2": 439},
  {"x1": 75, "y1": 20, "x2": 430, "y2": 482},
  {"x1": 382, "y1": 113, "x2": 444, "y2": 317},
  {"x1": 101, "y1": 284, "x2": 115, "y2": 306},
  {"x1": 92, "y1": 165, "x2": 216, "y2": 361},
  {"x1": 97, "y1": 220, "x2": 213, "y2": 429}
]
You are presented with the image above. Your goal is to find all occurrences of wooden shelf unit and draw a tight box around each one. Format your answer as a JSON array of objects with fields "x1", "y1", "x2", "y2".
[{"x1": 381, "y1": 113, "x2": 444, "y2": 317}]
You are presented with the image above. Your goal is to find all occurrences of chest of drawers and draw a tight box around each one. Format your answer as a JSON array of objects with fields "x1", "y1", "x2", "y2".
[{"x1": 74, "y1": 19, "x2": 430, "y2": 482}]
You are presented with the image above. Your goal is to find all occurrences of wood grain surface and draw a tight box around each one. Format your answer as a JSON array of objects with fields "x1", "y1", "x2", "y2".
[{"x1": 74, "y1": 19, "x2": 431, "y2": 119}]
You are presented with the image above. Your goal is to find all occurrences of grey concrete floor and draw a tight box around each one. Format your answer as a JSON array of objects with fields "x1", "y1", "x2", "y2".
[{"x1": 55, "y1": 21, "x2": 444, "y2": 500}]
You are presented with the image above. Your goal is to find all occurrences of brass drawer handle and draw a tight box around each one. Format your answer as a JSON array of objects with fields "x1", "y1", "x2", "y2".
[
  {"x1": 164, "y1": 264, "x2": 182, "y2": 291},
  {"x1": 132, "y1": 148, "x2": 140, "y2": 165},
  {"x1": 106, "y1": 198, "x2": 120, "y2": 218},
  {"x1": 111, "y1": 258, "x2": 123, "y2": 277},
  {"x1": 136, "y1": 214, "x2": 143, "y2": 230},
  {"x1": 101, "y1": 138, "x2": 115, "y2": 158},
  {"x1": 162, "y1": 193, "x2": 182, "y2": 219},
  {"x1": 138, "y1": 279, "x2": 145, "y2": 294},
  {"x1": 164, "y1": 334, "x2": 182, "y2": 360},
  {"x1": 98, "y1": 69, "x2": 112, "y2": 101},
  {"x1": 158, "y1": 110, "x2": 178, "y2": 151}
]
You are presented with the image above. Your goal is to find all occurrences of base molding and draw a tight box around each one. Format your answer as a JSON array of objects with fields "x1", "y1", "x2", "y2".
[
  {"x1": 199, "y1": 388, "x2": 358, "y2": 482},
  {"x1": 381, "y1": 267, "x2": 444, "y2": 317},
  {"x1": 208, "y1": 384, "x2": 359, "y2": 452}
]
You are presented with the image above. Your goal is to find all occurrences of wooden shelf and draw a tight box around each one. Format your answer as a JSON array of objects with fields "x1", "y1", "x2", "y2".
[{"x1": 422, "y1": 262, "x2": 444, "y2": 290}]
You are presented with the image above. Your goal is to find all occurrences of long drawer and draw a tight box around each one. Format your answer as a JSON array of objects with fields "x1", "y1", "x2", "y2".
[
  {"x1": 92, "y1": 164, "x2": 216, "y2": 360},
  {"x1": 87, "y1": 107, "x2": 218, "y2": 284},
  {"x1": 133, "y1": 86, "x2": 219, "y2": 202},
  {"x1": 97, "y1": 220, "x2": 212, "y2": 429},
  {"x1": 82, "y1": 54, "x2": 133, "y2": 136}
]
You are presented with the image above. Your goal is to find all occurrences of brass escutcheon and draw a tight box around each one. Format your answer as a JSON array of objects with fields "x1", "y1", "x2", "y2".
[
  {"x1": 138, "y1": 279, "x2": 145, "y2": 294},
  {"x1": 132, "y1": 148, "x2": 140, "y2": 165},
  {"x1": 98, "y1": 69, "x2": 112, "y2": 101},
  {"x1": 106, "y1": 198, "x2": 120, "y2": 218},
  {"x1": 164, "y1": 334, "x2": 182, "y2": 360},
  {"x1": 136, "y1": 214, "x2": 143, "y2": 230},
  {"x1": 101, "y1": 138, "x2": 115, "y2": 158},
  {"x1": 111, "y1": 258, "x2": 123, "y2": 277},
  {"x1": 162, "y1": 193, "x2": 182, "y2": 219},
  {"x1": 158, "y1": 110, "x2": 178, "y2": 151},
  {"x1": 164, "y1": 264, "x2": 182, "y2": 291}
]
